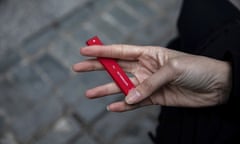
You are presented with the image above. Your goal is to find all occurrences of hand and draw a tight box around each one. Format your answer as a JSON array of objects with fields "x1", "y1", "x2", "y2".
[{"x1": 72, "y1": 45, "x2": 232, "y2": 112}]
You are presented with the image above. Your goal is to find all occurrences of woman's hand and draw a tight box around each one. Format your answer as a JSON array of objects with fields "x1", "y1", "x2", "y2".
[{"x1": 72, "y1": 45, "x2": 232, "y2": 112}]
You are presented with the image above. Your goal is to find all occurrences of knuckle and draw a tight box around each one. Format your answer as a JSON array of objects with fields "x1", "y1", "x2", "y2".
[
  {"x1": 169, "y1": 59, "x2": 180, "y2": 70},
  {"x1": 118, "y1": 44, "x2": 126, "y2": 58}
]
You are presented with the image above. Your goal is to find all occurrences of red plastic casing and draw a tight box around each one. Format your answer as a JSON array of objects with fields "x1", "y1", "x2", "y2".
[{"x1": 86, "y1": 36, "x2": 135, "y2": 96}]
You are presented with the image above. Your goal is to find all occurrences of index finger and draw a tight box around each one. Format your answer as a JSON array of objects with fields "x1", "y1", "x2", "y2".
[{"x1": 80, "y1": 44, "x2": 145, "y2": 60}]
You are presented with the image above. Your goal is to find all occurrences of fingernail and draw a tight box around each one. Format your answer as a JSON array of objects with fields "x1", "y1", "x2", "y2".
[
  {"x1": 106, "y1": 106, "x2": 110, "y2": 112},
  {"x1": 125, "y1": 89, "x2": 141, "y2": 104}
]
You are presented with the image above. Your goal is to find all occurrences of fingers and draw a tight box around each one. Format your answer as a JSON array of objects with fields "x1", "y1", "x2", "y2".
[
  {"x1": 125, "y1": 63, "x2": 178, "y2": 105},
  {"x1": 72, "y1": 59, "x2": 138, "y2": 73},
  {"x1": 80, "y1": 45, "x2": 145, "y2": 60},
  {"x1": 107, "y1": 99, "x2": 152, "y2": 112},
  {"x1": 86, "y1": 82, "x2": 121, "y2": 98},
  {"x1": 72, "y1": 59, "x2": 103, "y2": 72},
  {"x1": 72, "y1": 59, "x2": 102, "y2": 72},
  {"x1": 86, "y1": 77, "x2": 139, "y2": 98}
]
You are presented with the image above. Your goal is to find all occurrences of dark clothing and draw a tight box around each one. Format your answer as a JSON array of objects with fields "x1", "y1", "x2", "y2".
[{"x1": 154, "y1": 0, "x2": 240, "y2": 144}]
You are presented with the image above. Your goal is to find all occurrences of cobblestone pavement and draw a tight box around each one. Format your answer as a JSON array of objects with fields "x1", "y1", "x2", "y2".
[{"x1": 0, "y1": 0, "x2": 182, "y2": 144}]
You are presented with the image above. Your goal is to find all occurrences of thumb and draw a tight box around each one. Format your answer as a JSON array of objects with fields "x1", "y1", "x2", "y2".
[{"x1": 125, "y1": 63, "x2": 177, "y2": 104}]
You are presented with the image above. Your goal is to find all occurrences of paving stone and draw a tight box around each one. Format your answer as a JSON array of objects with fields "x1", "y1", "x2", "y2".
[
  {"x1": 74, "y1": 71, "x2": 123, "y2": 106},
  {"x1": 127, "y1": 16, "x2": 175, "y2": 45},
  {"x1": 84, "y1": 0, "x2": 113, "y2": 15},
  {"x1": 0, "y1": 78, "x2": 32, "y2": 118},
  {"x1": 56, "y1": 76, "x2": 87, "y2": 105},
  {"x1": 48, "y1": 35, "x2": 84, "y2": 68},
  {"x1": 71, "y1": 22, "x2": 113, "y2": 47},
  {"x1": 59, "y1": 7, "x2": 91, "y2": 31},
  {"x1": 73, "y1": 134, "x2": 97, "y2": 144},
  {"x1": 38, "y1": 0, "x2": 90, "y2": 19},
  {"x1": 89, "y1": 16, "x2": 125, "y2": 43},
  {"x1": 70, "y1": 27, "x2": 96, "y2": 47},
  {"x1": 34, "y1": 117, "x2": 81, "y2": 144},
  {"x1": 57, "y1": 72, "x2": 110, "y2": 103},
  {"x1": 0, "y1": 64, "x2": 52, "y2": 118},
  {"x1": 74, "y1": 99, "x2": 107, "y2": 123},
  {"x1": 92, "y1": 110, "x2": 143, "y2": 144},
  {"x1": 11, "y1": 97, "x2": 63, "y2": 143},
  {"x1": 0, "y1": 132, "x2": 18, "y2": 144},
  {"x1": 0, "y1": 0, "x2": 54, "y2": 51},
  {"x1": 8, "y1": 63, "x2": 52, "y2": 102},
  {"x1": 123, "y1": 0, "x2": 157, "y2": 18},
  {"x1": 57, "y1": 73, "x2": 119, "y2": 123},
  {"x1": 63, "y1": 0, "x2": 114, "y2": 42},
  {"x1": 151, "y1": 28, "x2": 178, "y2": 47},
  {"x1": 114, "y1": 115, "x2": 157, "y2": 144},
  {"x1": 22, "y1": 29, "x2": 57, "y2": 55},
  {"x1": 0, "y1": 0, "x2": 90, "y2": 52},
  {"x1": 57, "y1": 76, "x2": 106, "y2": 123},
  {"x1": 0, "y1": 114, "x2": 6, "y2": 137},
  {"x1": 35, "y1": 53, "x2": 70, "y2": 85},
  {"x1": 0, "y1": 49, "x2": 21, "y2": 74},
  {"x1": 155, "y1": 0, "x2": 182, "y2": 12},
  {"x1": 74, "y1": 93, "x2": 125, "y2": 124},
  {"x1": 66, "y1": 71, "x2": 113, "y2": 98},
  {"x1": 108, "y1": 5, "x2": 140, "y2": 31}
]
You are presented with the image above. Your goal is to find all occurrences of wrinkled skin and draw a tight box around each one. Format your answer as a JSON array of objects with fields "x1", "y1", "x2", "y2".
[{"x1": 73, "y1": 45, "x2": 232, "y2": 112}]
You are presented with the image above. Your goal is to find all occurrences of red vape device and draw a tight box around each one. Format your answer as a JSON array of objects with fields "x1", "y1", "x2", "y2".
[{"x1": 86, "y1": 36, "x2": 135, "y2": 95}]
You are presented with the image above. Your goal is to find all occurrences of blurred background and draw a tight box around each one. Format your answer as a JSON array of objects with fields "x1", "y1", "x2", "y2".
[{"x1": 0, "y1": 0, "x2": 182, "y2": 143}]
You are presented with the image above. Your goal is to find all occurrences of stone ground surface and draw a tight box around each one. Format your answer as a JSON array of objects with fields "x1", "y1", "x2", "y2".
[{"x1": 0, "y1": 0, "x2": 182, "y2": 144}]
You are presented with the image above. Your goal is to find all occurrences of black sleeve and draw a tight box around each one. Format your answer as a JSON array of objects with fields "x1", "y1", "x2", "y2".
[
  {"x1": 190, "y1": 19, "x2": 240, "y2": 109},
  {"x1": 202, "y1": 20, "x2": 240, "y2": 108},
  {"x1": 226, "y1": 47, "x2": 240, "y2": 107},
  {"x1": 224, "y1": 21, "x2": 240, "y2": 107}
]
